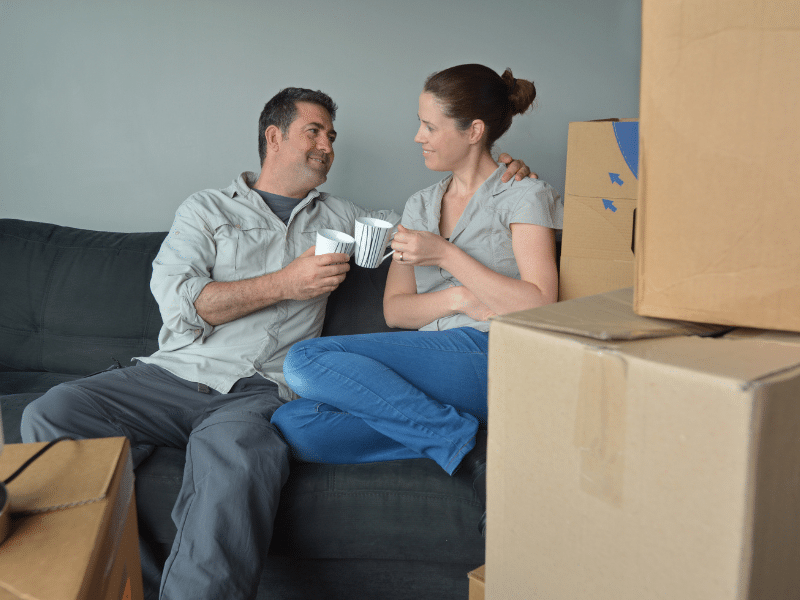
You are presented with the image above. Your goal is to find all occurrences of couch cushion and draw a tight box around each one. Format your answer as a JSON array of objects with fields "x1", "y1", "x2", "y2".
[
  {"x1": 256, "y1": 557, "x2": 476, "y2": 600},
  {"x1": 134, "y1": 447, "x2": 485, "y2": 564},
  {"x1": 0, "y1": 219, "x2": 165, "y2": 374},
  {"x1": 271, "y1": 459, "x2": 485, "y2": 563},
  {"x1": 0, "y1": 371, "x2": 83, "y2": 396}
]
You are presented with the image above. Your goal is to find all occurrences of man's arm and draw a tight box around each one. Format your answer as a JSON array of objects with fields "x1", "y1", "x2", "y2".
[
  {"x1": 152, "y1": 199, "x2": 349, "y2": 340},
  {"x1": 194, "y1": 247, "x2": 349, "y2": 326}
]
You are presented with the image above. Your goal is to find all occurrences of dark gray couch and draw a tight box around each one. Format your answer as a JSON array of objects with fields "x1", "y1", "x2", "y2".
[{"x1": 0, "y1": 218, "x2": 485, "y2": 600}]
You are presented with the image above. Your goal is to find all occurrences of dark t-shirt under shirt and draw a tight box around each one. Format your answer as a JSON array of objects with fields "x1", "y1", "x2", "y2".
[{"x1": 254, "y1": 189, "x2": 303, "y2": 225}]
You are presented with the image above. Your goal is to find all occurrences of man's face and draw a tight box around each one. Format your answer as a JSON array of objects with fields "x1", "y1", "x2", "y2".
[{"x1": 276, "y1": 101, "x2": 336, "y2": 191}]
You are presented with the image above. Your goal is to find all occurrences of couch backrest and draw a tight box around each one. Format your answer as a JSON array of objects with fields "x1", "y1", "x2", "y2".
[
  {"x1": 321, "y1": 257, "x2": 404, "y2": 337},
  {"x1": 0, "y1": 219, "x2": 165, "y2": 374},
  {"x1": 0, "y1": 219, "x2": 398, "y2": 376}
]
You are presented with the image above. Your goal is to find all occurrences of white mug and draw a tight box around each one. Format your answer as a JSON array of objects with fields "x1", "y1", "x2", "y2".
[
  {"x1": 315, "y1": 229, "x2": 355, "y2": 256},
  {"x1": 354, "y1": 217, "x2": 395, "y2": 268}
]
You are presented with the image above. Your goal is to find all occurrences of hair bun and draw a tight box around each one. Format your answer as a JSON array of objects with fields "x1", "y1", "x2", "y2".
[{"x1": 501, "y1": 68, "x2": 536, "y2": 116}]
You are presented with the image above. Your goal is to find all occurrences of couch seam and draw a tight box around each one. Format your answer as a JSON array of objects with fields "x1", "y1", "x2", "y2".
[
  {"x1": 0, "y1": 231, "x2": 165, "y2": 255},
  {"x1": 35, "y1": 246, "x2": 63, "y2": 370},
  {"x1": 292, "y1": 491, "x2": 479, "y2": 504}
]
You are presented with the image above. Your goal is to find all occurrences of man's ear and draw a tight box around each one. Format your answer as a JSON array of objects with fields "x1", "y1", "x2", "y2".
[
  {"x1": 468, "y1": 119, "x2": 486, "y2": 145},
  {"x1": 265, "y1": 125, "x2": 283, "y2": 153}
]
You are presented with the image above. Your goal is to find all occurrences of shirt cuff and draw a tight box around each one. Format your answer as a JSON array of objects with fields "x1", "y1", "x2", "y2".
[{"x1": 180, "y1": 276, "x2": 215, "y2": 341}]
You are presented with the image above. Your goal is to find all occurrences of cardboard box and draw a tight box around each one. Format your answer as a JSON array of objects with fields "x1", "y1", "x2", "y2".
[
  {"x1": 486, "y1": 288, "x2": 800, "y2": 599},
  {"x1": 0, "y1": 437, "x2": 143, "y2": 600},
  {"x1": 635, "y1": 0, "x2": 800, "y2": 332},
  {"x1": 559, "y1": 119, "x2": 638, "y2": 301},
  {"x1": 468, "y1": 564, "x2": 485, "y2": 600}
]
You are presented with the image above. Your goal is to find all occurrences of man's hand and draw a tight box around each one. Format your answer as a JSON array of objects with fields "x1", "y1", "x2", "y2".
[
  {"x1": 498, "y1": 153, "x2": 539, "y2": 182},
  {"x1": 281, "y1": 246, "x2": 350, "y2": 301},
  {"x1": 195, "y1": 246, "x2": 350, "y2": 327}
]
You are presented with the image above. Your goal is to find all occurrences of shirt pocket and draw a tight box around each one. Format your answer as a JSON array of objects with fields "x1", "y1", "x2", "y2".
[
  {"x1": 212, "y1": 220, "x2": 277, "y2": 281},
  {"x1": 297, "y1": 229, "x2": 319, "y2": 257}
]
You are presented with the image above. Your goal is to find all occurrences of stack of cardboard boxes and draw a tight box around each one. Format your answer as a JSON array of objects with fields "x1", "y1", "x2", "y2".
[{"x1": 484, "y1": 0, "x2": 800, "y2": 598}]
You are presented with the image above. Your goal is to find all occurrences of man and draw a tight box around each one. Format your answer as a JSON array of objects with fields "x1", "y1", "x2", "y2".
[{"x1": 21, "y1": 87, "x2": 530, "y2": 600}]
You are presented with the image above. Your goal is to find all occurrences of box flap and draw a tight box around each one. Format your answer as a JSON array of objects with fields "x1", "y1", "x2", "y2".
[
  {"x1": 468, "y1": 565, "x2": 485, "y2": 583},
  {"x1": 0, "y1": 437, "x2": 122, "y2": 514},
  {"x1": 0, "y1": 438, "x2": 132, "y2": 600},
  {"x1": 495, "y1": 288, "x2": 729, "y2": 341}
]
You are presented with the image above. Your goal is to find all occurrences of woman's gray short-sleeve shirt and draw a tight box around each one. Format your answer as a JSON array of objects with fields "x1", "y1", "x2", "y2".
[{"x1": 401, "y1": 166, "x2": 563, "y2": 332}]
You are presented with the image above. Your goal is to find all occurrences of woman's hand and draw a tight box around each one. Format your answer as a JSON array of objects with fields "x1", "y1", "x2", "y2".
[
  {"x1": 451, "y1": 286, "x2": 496, "y2": 322},
  {"x1": 391, "y1": 224, "x2": 451, "y2": 267}
]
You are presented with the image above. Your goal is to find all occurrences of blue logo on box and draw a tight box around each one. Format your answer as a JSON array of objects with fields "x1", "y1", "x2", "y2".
[
  {"x1": 612, "y1": 121, "x2": 639, "y2": 180},
  {"x1": 603, "y1": 122, "x2": 638, "y2": 212}
]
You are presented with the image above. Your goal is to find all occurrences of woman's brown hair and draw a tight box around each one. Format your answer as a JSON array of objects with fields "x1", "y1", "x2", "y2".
[{"x1": 423, "y1": 64, "x2": 536, "y2": 151}]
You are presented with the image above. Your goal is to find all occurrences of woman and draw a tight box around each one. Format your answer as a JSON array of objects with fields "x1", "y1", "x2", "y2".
[{"x1": 271, "y1": 64, "x2": 562, "y2": 531}]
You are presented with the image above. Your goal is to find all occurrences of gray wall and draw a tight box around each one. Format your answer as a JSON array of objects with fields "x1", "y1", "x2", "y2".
[{"x1": 0, "y1": 0, "x2": 641, "y2": 232}]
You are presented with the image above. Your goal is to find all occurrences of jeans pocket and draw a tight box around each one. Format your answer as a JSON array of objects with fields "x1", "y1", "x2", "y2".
[{"x1": 83, "y1": 357, "x2": 124, "y2": 379}]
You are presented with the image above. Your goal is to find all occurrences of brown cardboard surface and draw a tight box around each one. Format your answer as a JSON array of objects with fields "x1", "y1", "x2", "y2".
[
  {"x1": 559, "y1": 120, "x2": 638, "y2": 301},
  {"x1": 468, "y1": 565, "x2": 485, "y2": 600},
  {"x1": 486, "y1": 290, "x2": 800, "y2": 599},
  {"x1": 635, "y1": 0, "x2": 800, "y2": 332},
  {"x1": 497, "y1": 287, "x2": 727, "y2": 341},
  {"x1": 0, "y1": 438, "x2": 143, "y2": 600}
]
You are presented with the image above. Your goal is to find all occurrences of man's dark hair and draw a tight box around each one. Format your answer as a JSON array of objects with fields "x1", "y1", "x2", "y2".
[{"x1": 258, "y1": 88, "x2": 338, "y2": 164}]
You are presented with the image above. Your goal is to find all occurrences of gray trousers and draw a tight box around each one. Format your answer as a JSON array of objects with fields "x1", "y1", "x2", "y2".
[{"x1": 20, "y1": 362, "x2": 290, "y2": 600}]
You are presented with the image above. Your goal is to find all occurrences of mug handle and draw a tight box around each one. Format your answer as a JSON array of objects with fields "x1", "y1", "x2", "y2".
[{"x1": 379, "y1": 249, "x2": 395, "y2": 264}]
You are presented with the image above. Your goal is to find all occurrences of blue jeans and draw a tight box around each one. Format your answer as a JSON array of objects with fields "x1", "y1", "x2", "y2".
[{"x1": 272, "y1": 327, "x2": 488, "y2": 475}]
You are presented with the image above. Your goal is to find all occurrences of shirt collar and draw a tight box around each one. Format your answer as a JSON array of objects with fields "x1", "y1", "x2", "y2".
[
  {"x1": 225, "y1": 172, "x2": 322, "y2": 207},
  {"x1": 487, "y1": 165, "x2": 517, "y2": 197}
]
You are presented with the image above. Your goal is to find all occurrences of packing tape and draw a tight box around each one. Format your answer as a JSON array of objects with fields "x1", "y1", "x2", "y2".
[{"x1": 574, "y1": 349, "x2": 627, "y2": 507}]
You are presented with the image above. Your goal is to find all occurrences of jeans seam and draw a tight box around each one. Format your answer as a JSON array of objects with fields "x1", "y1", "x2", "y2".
[
  {"x1": 160, "y1": 442, "x2": 198, "y2": 596},
  {"x1": 445, "y1": 436, "x2": 475, "y2": 472}
]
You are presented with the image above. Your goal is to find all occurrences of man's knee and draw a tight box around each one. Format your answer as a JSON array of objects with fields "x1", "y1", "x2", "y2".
[
  {"x1": 20, "y1": 384, "x2": 82, "y2": 442},
  {"x1": 190, "y1": 416, "x2": 290, "y2": 483}
]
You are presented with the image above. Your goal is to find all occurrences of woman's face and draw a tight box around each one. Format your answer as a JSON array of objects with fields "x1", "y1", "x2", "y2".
[{"x1": 414, "y1": 92, "x2": 472, "y2": 172}]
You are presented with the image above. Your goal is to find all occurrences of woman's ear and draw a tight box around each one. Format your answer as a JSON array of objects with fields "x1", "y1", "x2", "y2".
[{"x1": 468, "y1": 119, "x2": 486, "y2": 145}]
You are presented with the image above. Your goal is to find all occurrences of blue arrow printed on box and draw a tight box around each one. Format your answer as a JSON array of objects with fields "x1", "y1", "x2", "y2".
[{"x1": 602, "y1": 199, "x2": 617, "y2": 212}]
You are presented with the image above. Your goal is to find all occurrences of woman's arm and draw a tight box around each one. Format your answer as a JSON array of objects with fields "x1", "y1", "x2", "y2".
[
  {"x1": 383, "y1": 260, "x2": 454, "y2": 330},
  {"x1": 385, "y1": 223, "x2": 558, "y2": 328}
]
